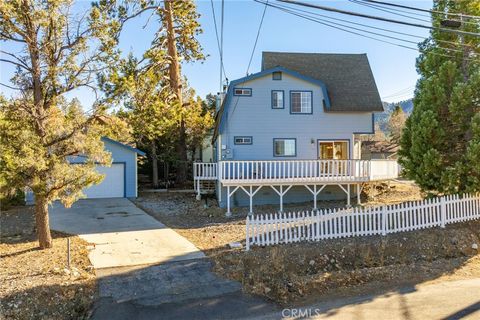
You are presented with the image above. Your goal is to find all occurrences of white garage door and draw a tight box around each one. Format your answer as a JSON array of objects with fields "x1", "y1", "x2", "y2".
[{"x1": 83, "y1": 163, "x2": 125, "y2": 198}]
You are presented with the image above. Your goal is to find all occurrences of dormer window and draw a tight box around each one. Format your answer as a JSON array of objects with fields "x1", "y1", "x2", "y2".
[
  {"x1": 272, "y1": 71, "x2": 282, "y2": 80},
  {"x1": 233, "y1": 88, "x2": 252, "y2": 96}
]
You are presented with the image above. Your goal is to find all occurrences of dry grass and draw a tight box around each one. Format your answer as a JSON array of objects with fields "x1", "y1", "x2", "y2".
[
  {"x1": 136, "y1": 181, "x2": 480, "y2": 304},
  {"x1": 1, "y1": 207, "x2": 96, "y2": 320}
]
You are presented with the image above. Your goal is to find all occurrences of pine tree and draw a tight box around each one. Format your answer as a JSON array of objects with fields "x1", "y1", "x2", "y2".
[
  {"x1": 399, "y1": 0, "x2": 480, "y2": 194},
  {"x1": 388, "y1": 105, "x2": 407, "y2": 145},
  {"x1": 0, "y1": 0, "x2": 138, "y2": 248}
]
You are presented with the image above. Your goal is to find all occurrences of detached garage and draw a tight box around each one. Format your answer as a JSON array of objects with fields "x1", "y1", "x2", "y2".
[
  {"x1": 25, "y1": 137, "x2": 145, "y2": 204},
  {"x1": 80, "y1": 137, "x2": 146, "y2": 198}
]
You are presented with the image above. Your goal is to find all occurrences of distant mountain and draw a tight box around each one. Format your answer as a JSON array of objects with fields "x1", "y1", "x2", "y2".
[{"x1": 375, "y1": 99, "x2": 413, "y2": 132}]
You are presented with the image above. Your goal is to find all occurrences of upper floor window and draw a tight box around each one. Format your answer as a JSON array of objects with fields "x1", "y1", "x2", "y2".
[
  {"x1": 273, "y1": 138, "x2": 296, "y2": 157},
  {"x1": 271, "y1": 90, "x2": 284, "y2": 109},
  {"x1": 233, "y1": 88, "x2": 252, "y2": 96},
  {"x1": 290, "y1": 91, "x2": 312, "y2": 114},
  {"x1": 272, "y1": 71, "x2": 282, "y2": 80},
  {"x1": 234, "y1": 136, "x2": 253, "y2": 145}
]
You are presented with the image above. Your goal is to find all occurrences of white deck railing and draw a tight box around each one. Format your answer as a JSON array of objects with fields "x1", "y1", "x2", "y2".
[
  {"x1": 246, "y1": 193, "x2": 480, "y2": 250},
  {"x1": 193, "y1": 160, "x2": 399, "y2": 184},
  {"x1": 193, "y1": 162, "x2": 217, "y2": 180}
]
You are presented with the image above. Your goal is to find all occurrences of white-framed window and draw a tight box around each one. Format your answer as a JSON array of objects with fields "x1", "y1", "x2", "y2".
[
  {"x1": 271, "y1": 90, "x2": 284, "y2": 109},
  {"x1": 234, "y1": 136, "x2": 253, "y2": 145},
  {"x1": 290, "y1": 91, "x2": 312, "y2": 114},
  {"x1": 233, "y1": 88, "x2": 252, "y2": 96},
  {"x1": 273, "y1": 138, "x2": 296, "y2": 157}
]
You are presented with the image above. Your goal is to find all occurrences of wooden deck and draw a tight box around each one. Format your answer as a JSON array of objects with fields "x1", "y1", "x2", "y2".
[{"x1": 193, "y1": 159, "x2": 400, "y2": 215}]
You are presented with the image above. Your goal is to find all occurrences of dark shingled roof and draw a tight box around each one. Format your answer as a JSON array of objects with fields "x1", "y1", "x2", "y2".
[{"x1": 262, "y1": 52, "x2": 384, "y2": 112}]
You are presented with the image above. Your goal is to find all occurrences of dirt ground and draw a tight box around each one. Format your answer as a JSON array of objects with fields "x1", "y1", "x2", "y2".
[
  {"x1": 135, "y1": 181, "x2": 480, "y2": 304},
  {"x1": 0, "y1": 206, "x2": 96, "y2": 320}
]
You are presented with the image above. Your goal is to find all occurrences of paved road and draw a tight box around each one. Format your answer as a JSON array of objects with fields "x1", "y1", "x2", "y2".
[
  {"x1": 91, "y1": 259, "x2": 280, "y2": 320},
  {"x1": 256, "y1": 278, "x2": 480, "y2": 320},
  {"x1": 50, "y1": 198, "x2": 204, "y2": 268}
]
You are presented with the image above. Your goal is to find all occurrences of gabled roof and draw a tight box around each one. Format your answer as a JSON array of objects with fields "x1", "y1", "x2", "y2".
[
  {"x1": 262, "y1": 52, "x2": 384, "y2": 112},
  {"x1": 102, "y1": 137, "x2": 146, "y2": 156},
  {"x1": 212, "y1": 66, "x2": 331, "y2": 142}
]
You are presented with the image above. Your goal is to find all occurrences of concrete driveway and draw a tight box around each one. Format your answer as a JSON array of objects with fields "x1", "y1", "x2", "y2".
[{"x1": 50, "y1": 198, "x2": 204, "y2": 268}]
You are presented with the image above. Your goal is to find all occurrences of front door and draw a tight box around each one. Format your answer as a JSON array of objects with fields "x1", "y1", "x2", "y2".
[
  {"x1": 318, "y1": 141, "x2": 348, "y2": 160},
  {"x1": 318, "y1": 141, "x2": 349, "y2": 175}
]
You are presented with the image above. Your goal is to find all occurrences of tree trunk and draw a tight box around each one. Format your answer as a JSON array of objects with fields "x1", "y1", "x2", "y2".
[
  {"x1": 151, "y1": 141, "x2": 159, "y2": 189},
  {"x1": 35, "y1": 195, "x2": 52, "y2": 249},
  {"x1": 164, "y1": 0, "x2": 188, "y2": 186},
  {"x1": 176, "y1": 119, "x2": 188, "y2": 184}
]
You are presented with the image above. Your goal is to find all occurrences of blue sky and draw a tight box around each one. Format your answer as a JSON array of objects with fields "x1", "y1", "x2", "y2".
[{"x1": 0, "y1": 0, "x2": 433, "y2": 108}]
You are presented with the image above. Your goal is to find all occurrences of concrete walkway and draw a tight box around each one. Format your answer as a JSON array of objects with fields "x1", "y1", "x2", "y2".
[{"x1": 50, "y1": 198, "x2": 204, "y2": 268}]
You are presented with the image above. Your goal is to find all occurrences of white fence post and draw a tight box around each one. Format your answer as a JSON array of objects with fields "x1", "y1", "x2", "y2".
[
  {"x1": 440, "y1": 196, "x2": 446, "y2": 228},
  {"x1": 246, "y1": 193, "x2": 480, "y2": 249},
  {"x1": 246, "y1": 215, "x2": 250, "y2": 251},
  {"x1": 381, "y1": 205, "x2": 387, "y2": 236}
]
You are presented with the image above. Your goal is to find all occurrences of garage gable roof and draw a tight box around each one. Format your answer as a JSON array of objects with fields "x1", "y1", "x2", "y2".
[{"x1": 102, "y1": 137, "x2": 146, "y2": 156}]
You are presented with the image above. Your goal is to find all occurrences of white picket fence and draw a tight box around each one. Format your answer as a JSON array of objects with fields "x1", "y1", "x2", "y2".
[{"x1": 245, "y1": 193, "x2": 480, "y2": 250}]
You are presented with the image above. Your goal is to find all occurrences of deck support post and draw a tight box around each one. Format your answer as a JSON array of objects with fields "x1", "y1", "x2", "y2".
[
  {"x1": 226, "y1": 186, "x2": 231, "y2": 217},
  {"x1": 305, "y1": 185, "x2": 326, "y2": 211},
  {"x1": 356, "y1": 183, "x2": 361, "y2": 205},
  {"x1": 347, "y1": 184, "x2": 351, "y2": 207},
  {"x1": 225, "y1": 185, "x2": 240, "y2": 217},
  {"x1": 271, "y1": 185, "x2": 293, "y2": 213},
  {"x1": 240, "y1": 185, "x2": 262, "y2": 215},
  {"x1": 196, "y1": 179, "x2": 201, "y2": 200},
  {"x1": 336, "y1": 184, "x2": 351, "y2": 207}
]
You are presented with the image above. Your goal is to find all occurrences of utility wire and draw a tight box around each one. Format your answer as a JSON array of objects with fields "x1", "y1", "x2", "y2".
[
  {"x1": 266, "y1": 1, "x2": 472, "y2": 49},
  {"x1": 348, "y1": 0, "x2": 432, "y2": 24},
  {"x1": 355, "y1": 0, "x2": 480, "y2": 27},
  {"x1": 246, "y1": 0, "x2": 269, "y2": 75},
  {"x1": 276, "y1": 0, "x2": 480, "y2": 38},
  {"x1": 228, "y1": 0, "x2": 269, "y2": 127},
  {"x1": 210, "y1": 0, "x2": 228, "y2": 83},
  {"x1": 269, "y1": 2, "x2": 465, "y2": 54},
  {"x1": 358, "y1": 0, "x2": 480, "y2": 21},
  {"x1": 354, "y1": 0, "x2": 432, "y2": 19},
  {"x1": 259, "y1": 1, "x2": 479, "y2": 61},
  {"x1": 382, "y1": 85, "x2": 416, "y2": 99}
]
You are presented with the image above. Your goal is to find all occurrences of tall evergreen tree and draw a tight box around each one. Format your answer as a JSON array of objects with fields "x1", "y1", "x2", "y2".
[
  {"x1": 0, "y1": 0, "x2": 141, "y2": 249},
  {"x1": 399, "y1": 0, "x2": 480, "y2": 194},
  {"x1": 388, "y1": 105, "x2": 407, "y2": 145}
]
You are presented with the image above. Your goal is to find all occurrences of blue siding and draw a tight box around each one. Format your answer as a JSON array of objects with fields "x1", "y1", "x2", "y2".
[
  {"x1": 217, "y1": 72, "x2": 373, "y2": 161},
  {"x1": 216, "y1": 69, "x2": 373, "y2": 207},
  {"x1": 102, "y1": 140, "x2": 138, "y2": 197},
  {"x1": 69, "y1": 139, "x2": 139, "y2": 198}
]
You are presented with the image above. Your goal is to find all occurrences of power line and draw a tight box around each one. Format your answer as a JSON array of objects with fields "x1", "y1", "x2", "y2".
[
  {"x1": 358, "y1": 0, "x2": 480, "y2": 21},
  {"x1": 210, "y1": 0, "x2": 228, "y2": 89},
  {"x1": 268, "y1": 2, "x2": 466, "y2": 54},
  {"x1": 355, "y1": 0, "x2": 480, "y2": 27},
  {"x1": 354, "y1": 0, "x2": 432, "y2": 20},
  {"x1": 348, "y1": 0, "x2": 432, "y2": 24},
  {"x1": 260, "y1": 1, "x2": 477, "y2": 60},
  {"x1": 265, "y1": 1, "x2": 471, "y2": 50},
  {"x1": 276, "y1": 0, "x2": 480, "y2": 38},
  {"x1": 228, "y1": 0, "x2": 269, "y2": 126},
  {"x1": 246, "y1": 0, "x2": 269, "y2": 75}
]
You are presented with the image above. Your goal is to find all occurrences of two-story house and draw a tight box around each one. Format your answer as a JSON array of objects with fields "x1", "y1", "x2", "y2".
[{"x1": 194, "y1": 52, "x2": 399, "y2": 215}]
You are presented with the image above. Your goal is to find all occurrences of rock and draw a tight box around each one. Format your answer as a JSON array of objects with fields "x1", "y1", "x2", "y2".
[
  {"x1": 472, "y1": 243, "x2": 478, "y2": 250},
  {"x1": 229, "y1": 242, "x2": 243, "y2": 249},
  {"x1": 264, "y1": 287, "x2": 271, "y2": 294},
  {"x1": 309, "y1": 260, "x2": 315, "y2": 266},
  {"x1": 63, "y1": 268, "x2": 71, "y2": 275}
]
